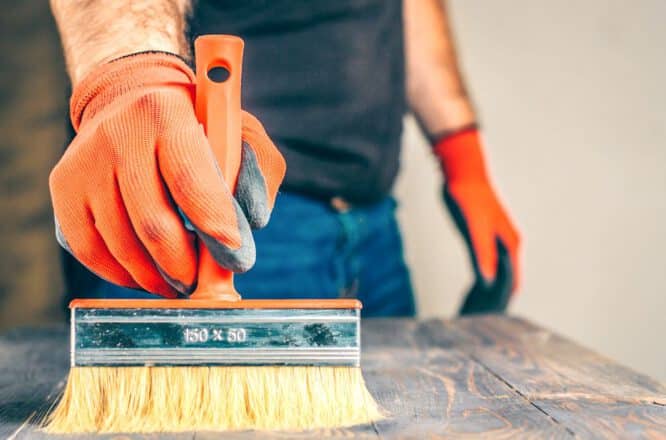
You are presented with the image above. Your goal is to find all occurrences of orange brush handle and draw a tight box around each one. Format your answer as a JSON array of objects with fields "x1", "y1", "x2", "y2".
[{"x1": 190, "y1": 35, "x2": 244, "y2": 301}]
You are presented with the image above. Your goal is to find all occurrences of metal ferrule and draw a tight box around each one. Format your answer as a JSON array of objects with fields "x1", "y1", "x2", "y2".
[{"x1": 71, "y1": 307, "x2": 361, "y2": 367}]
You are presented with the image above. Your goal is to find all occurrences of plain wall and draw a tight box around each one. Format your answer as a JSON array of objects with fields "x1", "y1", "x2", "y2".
[{"x1": 396, "y1": 0, "x2": 666, "y2": 381}]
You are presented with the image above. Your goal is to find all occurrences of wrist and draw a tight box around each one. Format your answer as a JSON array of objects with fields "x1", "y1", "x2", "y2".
[
  {"x1": 70, "y1": 43, "x2": 189, "y2": 86},
  {"x1": 70, "y1": 52, "x2": 195, "y2": 131},
  {"x1": 433, "y1": 128, "x2": 490, "y2": 184},
  {"x1": 412, "y1": 93, "x2": 478, "y2": 143}
]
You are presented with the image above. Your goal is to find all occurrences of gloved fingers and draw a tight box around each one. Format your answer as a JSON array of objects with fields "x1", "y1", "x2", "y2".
[
  {"x1": 497, "y1": 217, "x2": 522, "y2": 292},
  {"x1": 235, "y1": 111, "x2": 287, "y2": 228},
  {"x1": 443, "y1": 187, "x2": 497, "y2": 283},
  {"x1": 117, "y1": 156, "x2": 198, "y2": 293},
  {"x1": 234, "y1": 141, "x2": 271, "y2": 229},
  {"x1": 459, "y1": 238, "x2": 512, "y2": 316},
  {"x1": 465, "y1": 213, "x2": 498, "y2": 283},
  {"x1": 193, "y1": 197, "x2": 256, "y2": 273},
  {"x1": 50, "y1": 159, "x2": 141, "y2": 290},
  {"x1": 158, "y1": 122, "x2": 256, "y2": 272},
  {"x1": 52, "y1": 212, "x2": 140, "y2": 291},
  {"x1": 493, "y1": 238, "x2": 514, "y2": 300},
  {"x1": 89, "y1": 176, "x2": 184, "y2": 297}
]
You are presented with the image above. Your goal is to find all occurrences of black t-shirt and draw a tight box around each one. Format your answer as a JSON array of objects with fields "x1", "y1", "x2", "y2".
[{"x1": 188, "y1": 0, "x2": 406, "y2": 204}]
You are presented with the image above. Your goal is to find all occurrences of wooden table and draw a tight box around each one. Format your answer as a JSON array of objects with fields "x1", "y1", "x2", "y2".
[{"x1": 1, "y1": 315, "x2": 664, "y2": 439}]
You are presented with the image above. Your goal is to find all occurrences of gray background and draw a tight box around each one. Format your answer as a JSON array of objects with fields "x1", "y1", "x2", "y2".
[{"x1": 397, "y1": 0, "x2": 666, "y2": 380}]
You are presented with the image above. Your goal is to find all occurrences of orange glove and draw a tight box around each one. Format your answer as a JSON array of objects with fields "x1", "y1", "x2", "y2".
[
  {"x1": 49, "y1": 53, "x2": 285, "y2": 297},
  {"x1": 434, "y1": 128, "x2": 522, "y2": 297}
]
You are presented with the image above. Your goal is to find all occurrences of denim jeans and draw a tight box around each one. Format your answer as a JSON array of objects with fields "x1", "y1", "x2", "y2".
[{"x1": 90, "y1": 192, "x2": 416, "y2": 317}]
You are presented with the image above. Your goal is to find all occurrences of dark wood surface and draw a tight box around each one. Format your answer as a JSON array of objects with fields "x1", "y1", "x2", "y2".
[{"x1": 1, "y1": 316, "x2": 664, "y2": 439}]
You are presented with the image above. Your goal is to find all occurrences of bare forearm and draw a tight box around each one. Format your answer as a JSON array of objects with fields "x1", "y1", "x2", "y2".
[
  {"x1": 404, "y1": 0, "x2": 476, "y2": 137},
  {"x1": 50, "y1": 0, "x2": 191, "y2": 85}
]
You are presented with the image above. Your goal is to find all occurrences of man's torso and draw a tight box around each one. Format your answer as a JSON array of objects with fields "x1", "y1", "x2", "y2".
[{"x1": 188, "y1": 0, "x2": 406, "y2": 204}]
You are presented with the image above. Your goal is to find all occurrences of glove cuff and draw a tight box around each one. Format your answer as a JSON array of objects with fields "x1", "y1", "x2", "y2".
[
  {"x1": 70, "y1": 52, "x2": 195, "y2": 131},
  {"x1": 433, "y1": 128, "x2": 490, "y2": 184}
]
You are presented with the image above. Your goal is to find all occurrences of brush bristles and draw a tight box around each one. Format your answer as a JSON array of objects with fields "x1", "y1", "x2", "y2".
[{"x1": 43, "y1": 366, "x2": 383, "y2": 433}]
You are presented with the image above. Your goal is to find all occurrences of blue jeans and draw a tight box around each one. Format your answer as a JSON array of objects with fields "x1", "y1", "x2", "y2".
[{"x1": 92, "y1": 192, "x2": 416, "y2": 317}]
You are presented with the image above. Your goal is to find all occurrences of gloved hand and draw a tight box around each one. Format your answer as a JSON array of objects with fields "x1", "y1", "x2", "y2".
[
  {"x1": 49, "y1": 53, "x2": 285, "y2": 297},
  {"x1": 434, "y1": 128, "x2": 521, "y2": 313}
]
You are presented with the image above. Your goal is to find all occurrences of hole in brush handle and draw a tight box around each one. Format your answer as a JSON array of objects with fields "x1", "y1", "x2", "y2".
[{"x1": 207, "y1": 66, "x2": 230, "y2": 83}]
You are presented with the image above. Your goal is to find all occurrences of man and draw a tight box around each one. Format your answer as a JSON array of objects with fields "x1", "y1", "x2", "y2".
[{"x1": 49, "y1": 0, "x2": 521, "y2": 317}]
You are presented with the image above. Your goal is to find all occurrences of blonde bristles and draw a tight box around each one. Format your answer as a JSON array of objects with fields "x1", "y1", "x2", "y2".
[{"x1": 43, "y1": 366, "x2": 383, "y2": 433}]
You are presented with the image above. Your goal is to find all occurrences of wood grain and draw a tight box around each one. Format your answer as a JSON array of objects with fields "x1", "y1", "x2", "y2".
[
  {"x1": 1, "y1": 316, "x2": 665, "y2": 438},
  {"x1": 446, "y1": 316, "x2": 666, "y2": 403},
  {"x1": 534, "y1": 398, "x2": 666, "y2": 440},
  {"x1": 0, "y1": 327, "x2": 68, "y2": 439},
  {"x1": 426, "y1": 315, "x2": 666, "y2": 438},
  {"x1": 363, "y1": 348, "x2": 571, "y2": 438}
]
